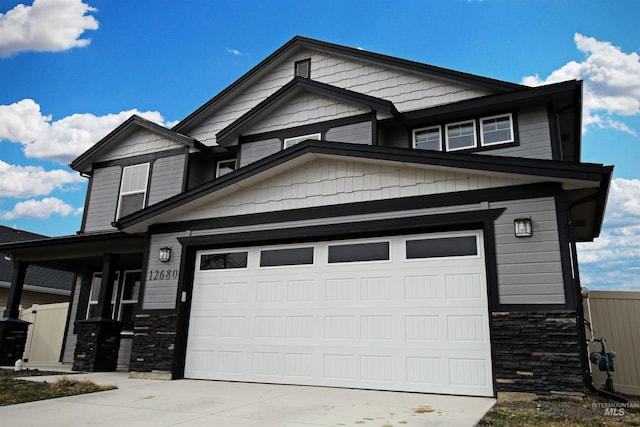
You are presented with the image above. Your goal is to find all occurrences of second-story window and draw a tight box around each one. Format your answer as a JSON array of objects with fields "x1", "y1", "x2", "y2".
[
  {"x1": 216, "y1": 159, "x2": 236, "y2": 177},
  {"x1": 446, "y1": 120, "x2": 476, "y2": 151},
  {"x1": 117, "y1": 163, "x2": 150, "y2": 219}
]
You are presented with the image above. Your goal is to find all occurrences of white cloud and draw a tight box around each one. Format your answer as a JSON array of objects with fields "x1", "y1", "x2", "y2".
[
  {"x1": 226, "y1": 48, "x2": 243, "y2": 56},
  {"x1": 0, "y1": 99, "x2": 170, "y2": 164},
  {"x1": 0, "y1": 160, "x2": 84, "y2": 198},
  {"x1": 577, "y1": 178, "x2": 640, "y2": 290},
  {"x1": 522, "y1": 33, "x2": 640, "y2": 135},
  {"x1": 0, "y1": 0, "x2": 99, "y2": 57},
  {"x1": 1, "y1": 197, "x2": 80, "y2": 220}
]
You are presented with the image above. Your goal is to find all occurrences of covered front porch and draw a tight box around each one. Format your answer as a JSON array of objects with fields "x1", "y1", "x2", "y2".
[{"x1": 0, "y1": 231, "x2": 145, "y2": 371}]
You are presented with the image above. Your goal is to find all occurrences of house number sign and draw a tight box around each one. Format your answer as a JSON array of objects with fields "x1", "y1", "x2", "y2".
[{"x1": 148, "y1": 269, "x2": 179, "y2": 281}]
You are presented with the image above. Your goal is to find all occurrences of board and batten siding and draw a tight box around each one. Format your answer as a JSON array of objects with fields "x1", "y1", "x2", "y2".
[
  {"x1": 141, "y1": 232, "x2": 188, "y2": 310},
  {"x1": 491, "y1": 197, "x2": 565, "y2": 304},
  {"x1": 83, "y1": 166, "x2": 121, "y2": 232},
  {"x1": 148, "y1": 154, "x2": 186, "y2": 206},
  {"x1": 187, "y1": 48, "x2": 493, "y2": 146},
  {"x1": 95, "y1": 128, "x2": 186, "y2": 163}
]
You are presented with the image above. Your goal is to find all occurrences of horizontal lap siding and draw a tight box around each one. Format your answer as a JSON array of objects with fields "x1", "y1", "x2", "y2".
[
  {"x1": 83, "y1": 166, "x2": 120, "y2": 232},
  {"x1": 62, "y1": 278, "x2": 82, "y2": 363},
  {"x1": 240, "y1": 138, "x2": 281, "y2": 167},
  {"x1": 325, "y1": 121, "x2": 372, "y2": 145},
  {"x1": 141, "y1": 232, "x2": 188, "y2": 310},
  {"x1": 491, "y1": 197, "x2": 565, "y2": 304},
  {"x1": 148, "y1": 154, "x2": 186, "y2": 205},
  {"x1": 481, "y1": 107, "x2": 553, "y2": 160}
]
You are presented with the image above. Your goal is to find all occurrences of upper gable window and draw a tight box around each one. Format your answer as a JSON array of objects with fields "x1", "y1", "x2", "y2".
[
  {"x1": 413, "y1": 112, "x2": 516, "y2": 153},
  {"x1": 283, "y1": 133, "x2": 321, "y2": 149},
  {"x1": 413, "y1": 126, "x2": 442, "y2": 151},
  {"x1": 446, "y1": 120, "x2": 476, "y2": 151},
  {"x1": 480, "y1": 114, "x2": 514, "y2": 146},
  {"x1": 295, "y1": 58, "x2": 311, "y2": 78},
  {"x1": 117, "y1": 163, "x2": 149, "y2": 219},
  {"x1": 216, "y1": 159, "x2": 236, "y2": 178}
]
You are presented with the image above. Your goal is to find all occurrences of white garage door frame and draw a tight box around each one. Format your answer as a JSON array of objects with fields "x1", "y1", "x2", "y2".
[{"x1": 184, "y1": 230, "x2": 494, "y2": 397}]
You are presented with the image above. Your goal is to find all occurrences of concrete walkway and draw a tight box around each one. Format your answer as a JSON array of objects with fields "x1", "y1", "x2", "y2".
[{"x1": 0, "y1": 366, "x2": 495, "y2": 426}]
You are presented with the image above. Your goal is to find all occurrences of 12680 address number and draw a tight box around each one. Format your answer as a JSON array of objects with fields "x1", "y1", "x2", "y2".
[{"x1": 148, "y1": 269, "x2": 179, "y2": 281}]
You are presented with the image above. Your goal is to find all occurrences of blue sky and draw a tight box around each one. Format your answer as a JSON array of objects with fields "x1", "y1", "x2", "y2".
[{"x1": 0, "y1": 0, "x2": 638, "y2": 291}]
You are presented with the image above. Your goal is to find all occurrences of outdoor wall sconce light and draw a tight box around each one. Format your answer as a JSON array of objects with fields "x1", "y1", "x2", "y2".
[
  {"x1": 158, "y1": 247, "x2": 172, "y2": 262},
  {"x1": 514, "y1": 217, "x2": 533, "y2": 237}
]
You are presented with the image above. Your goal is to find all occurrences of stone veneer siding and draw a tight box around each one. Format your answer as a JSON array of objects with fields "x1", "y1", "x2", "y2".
[
  {"x1": 491, "y1": 311, "x2": 584, "y2": 394},
  {"x1": 129, "y1": 313, "x2": 178, "y2": 373},
  {"x1": 73, "y1": 320, "x2": 122, "y2": 372}
]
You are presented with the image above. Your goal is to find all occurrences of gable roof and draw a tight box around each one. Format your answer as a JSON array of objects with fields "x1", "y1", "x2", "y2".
[
  {"x1": 70, "y1": 115, "x2": 205, "y2": 173},
  {"x1": 173, "y1": 36, "x2": 525, "y2": 134},
  {"x1": 116, "y1": 140, "x2": 612, "y2": 238},
  {"x1": 216, "y1": 77, "x2": 399, "y2": 146}
]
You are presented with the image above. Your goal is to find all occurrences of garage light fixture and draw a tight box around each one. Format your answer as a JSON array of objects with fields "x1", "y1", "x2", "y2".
[
  {"x1": 514, "y1": 217, "x2": 533, "y2": 237},
  {"x1": 159, "y1": 247, "x2": 172, "y2": 262}
]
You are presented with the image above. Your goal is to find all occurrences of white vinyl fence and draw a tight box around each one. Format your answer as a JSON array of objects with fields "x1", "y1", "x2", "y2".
[
  {"x1": 20, "y1": 302, "x2": 69, "y2": 364},
  {"x1": 584, "y1": 290, "x2": 640, "y2": 396}
]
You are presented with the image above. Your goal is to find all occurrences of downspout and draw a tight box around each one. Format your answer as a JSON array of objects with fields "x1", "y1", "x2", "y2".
[{"x1": 566, "y1": 190, "x2": 627, "y2": 403}]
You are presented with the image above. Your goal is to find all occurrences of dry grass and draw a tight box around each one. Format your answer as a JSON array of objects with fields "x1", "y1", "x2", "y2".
[
  {"x1": 0, "y1": 369, "x2": 116, "y2": 406},
  {"x1": 479, "y1": 393, "x2": 640, "y2": 427}
]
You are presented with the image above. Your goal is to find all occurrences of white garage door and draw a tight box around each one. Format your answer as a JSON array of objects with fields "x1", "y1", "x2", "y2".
[{"x1": 185, "y1": 231, "x2": 493, "y2": 396}]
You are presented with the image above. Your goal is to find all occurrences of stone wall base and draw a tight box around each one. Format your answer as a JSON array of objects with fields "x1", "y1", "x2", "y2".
[
  {"x1": 73, "y1": 319, "x2": 122, "y2": 372},
  {"x1": 0, "y1": 318, "x2": 29, "y2": 365},
  {"x1": 491, "y1": 311, "x2": 584, "y2": 395},
  {"x1": 129, "y1": 313, "x2": 178, "y2": 374}
]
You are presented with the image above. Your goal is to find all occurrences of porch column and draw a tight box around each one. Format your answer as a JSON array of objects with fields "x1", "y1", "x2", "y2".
[
  {"x1": 73, "y1": 254, "x2": 122, "y2": 372},
  {"x1": 0, "y1": 260, "x2": 30, "y2": 365}
]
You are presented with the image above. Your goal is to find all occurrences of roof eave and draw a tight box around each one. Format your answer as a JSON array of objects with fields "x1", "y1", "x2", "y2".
[{"x1": 116, "y1": 141, "x2": 611, "y2": 233}]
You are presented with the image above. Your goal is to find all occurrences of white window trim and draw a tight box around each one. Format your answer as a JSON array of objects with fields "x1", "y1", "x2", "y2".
[
  {"x1": 216, "y1": 159, "x2": 237, "y2": 178},
  {"x1": 412, "y1": 126, "x2": 442, "y2": 151},
  {"x1": 87, "y1": 272, "x2": 120, "y2": 319},
  {"x1": 283, "y1": 133, "x2": 321, "y2": 149},
  {"x1": 116, "y1": 163, "x2": 150, "y2": 219},
  {"x1": 445, "y1": 120, "x2": 477, "y2": 151},
  {"x1": 480, "y1": 113, "x2": 514, "y2": 147}
]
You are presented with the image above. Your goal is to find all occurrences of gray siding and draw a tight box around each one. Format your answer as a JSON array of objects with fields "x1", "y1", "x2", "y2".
[
  {"x1": 480, "y1": 107, "x2": 553, "y2": 160},
  {"x1": 325, "y1": 121, "x2": 372, "y2": 145},
  {"x1": 61, "y1": 277, "x2": 82, "y2": 363},
  {"x1": 142, "y1": 232, "x2": 186, "y2": 310},
  {"x1": 240, "y1": 138, "x2": 281, "y2": 167},
  {"x1": 83, "y1": 166, "x2": 120, "y2": 233},
  {"x1": 491, "y1": 197, "x2": 565, "y2": 304},
  {"x1": 148, "y1": 154, "x2": 186, "y2": 206}
]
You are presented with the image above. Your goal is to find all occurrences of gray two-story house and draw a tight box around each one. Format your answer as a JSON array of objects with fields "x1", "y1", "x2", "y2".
[{"x1": 0, "y1": 36, "x2": 611, "y2": 398}]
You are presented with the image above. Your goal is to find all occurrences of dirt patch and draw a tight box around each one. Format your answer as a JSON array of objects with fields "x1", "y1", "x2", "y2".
[{"x1": 480, "y1": 392, "x2": 640, "y2": 426}]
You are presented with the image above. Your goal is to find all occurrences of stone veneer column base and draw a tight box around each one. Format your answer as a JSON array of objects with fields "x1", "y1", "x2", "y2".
[
  {"x1": 73, "y1": 319, "x2": 122, "y2": 372},
  {"x1": 0, "y1": 318, "x2": 29, "y2": 365},
  {"x1": 491, "y1": 311, "x2": 584, "y2": 395},
  {"x1": 129, "y1": 313, "x2": 178, "y2": 375}
]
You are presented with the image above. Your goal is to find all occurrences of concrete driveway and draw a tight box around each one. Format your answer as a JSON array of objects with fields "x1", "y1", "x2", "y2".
[{"x1": 0, "y1": 370, "x2": 495, "y2": 426}]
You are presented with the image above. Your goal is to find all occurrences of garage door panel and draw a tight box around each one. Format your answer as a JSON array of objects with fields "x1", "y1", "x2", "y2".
[{"x1": 186, "y1": 231, "x2": 493, "y2": 396}]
